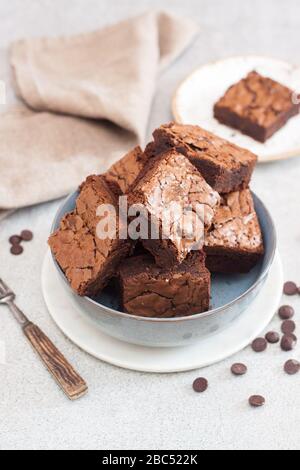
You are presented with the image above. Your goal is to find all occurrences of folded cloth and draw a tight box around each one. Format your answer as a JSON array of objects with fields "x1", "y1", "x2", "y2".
[
  {"x1": 11, "y1": 11, "x2": 197, "y2": 140},
  {"x1": 0, "y1": 106, "x2": 137, "y2": 209},
  {"x1": 0, "y1": 11, "x2": 198, "y2": 212}
]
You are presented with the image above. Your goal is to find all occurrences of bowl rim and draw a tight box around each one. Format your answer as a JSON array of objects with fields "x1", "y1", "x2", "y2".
[{"x1": 50, "y1": 190, "x2": 277, "y2": 324}]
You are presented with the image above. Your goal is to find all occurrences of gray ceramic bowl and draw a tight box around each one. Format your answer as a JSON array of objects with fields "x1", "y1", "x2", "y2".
[{"x1": 51, "y1": 191, "x2": 276, "y2": 348}]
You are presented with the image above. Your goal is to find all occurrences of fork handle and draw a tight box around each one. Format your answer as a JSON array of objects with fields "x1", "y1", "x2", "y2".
[{"x1": 23, "y1": 322, "x2": 88, "y2": 400}]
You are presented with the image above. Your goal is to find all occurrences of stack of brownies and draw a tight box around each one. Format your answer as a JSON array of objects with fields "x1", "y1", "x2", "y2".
[{"x1": 49, "y1": 123, "x2": 264, "y2": 318}]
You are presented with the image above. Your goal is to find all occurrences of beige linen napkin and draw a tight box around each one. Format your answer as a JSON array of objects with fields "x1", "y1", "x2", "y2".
[
  {"x1": 0, "y1": 106, "x2": 136, "y2": 208},
  {"x1": 0, "y1": 11, "x2": 197, "y2": 212}
]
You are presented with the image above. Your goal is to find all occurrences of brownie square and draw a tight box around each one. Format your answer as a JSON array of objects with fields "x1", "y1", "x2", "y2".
[
  {"x1": 204, "y1": 189, "x2": 264, "y2": 273},
  {"x1": 128, "y1": 149, "x2": 220, "y2": 268},
  {"x1": 214, "y1": 71, "x2": 300, "y2": 143},
  {"x1": 119, "y1": 252, "x2": 210, "y2": 318},
  {"x1": 105, "y1": 146, "x2": 146, "y2": 195},
  {"x1": 153, "y1": 122, "x2": 257, "y2": 193},
  {"x1": 49, "y1": 175, "x2": 131, "y2": 296}
]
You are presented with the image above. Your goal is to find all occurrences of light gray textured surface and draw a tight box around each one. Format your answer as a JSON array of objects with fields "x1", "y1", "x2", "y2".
[{"x1": 1, "y1": 0, "x2": 300, "y2": 451}]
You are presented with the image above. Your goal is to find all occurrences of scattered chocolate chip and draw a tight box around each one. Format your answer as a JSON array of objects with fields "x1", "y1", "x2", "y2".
[
  {"x1": 281, "y1": 320, "x2": 296, "y2": 335},
  {"x1": 281, "y1": 334, "x2": 297, "y2": 352},
  {"x1": 21, "y1": 230, "x2": 33, "y2": 242},
  {"x1": 252, "y1": 337, "x2": 267, "y2": 353},
  {"x1": 10, "y1": 244, "x2": 24, "y2": 256},
  {"x1": 231, "y1": 363, "x2": 247, "y2": 376},
  {"x1": 284, "y1": 359, "x2": 300, "y2": 375},
  {"x1": 278, "y1": 305, "x2": 295, "y2": 320},
  {"x1": 283, "y1": 282, "x2": 298, "y2": 296},
  {"x1": 9, "y1": 235, "x2": 22, "y2": 245},
  {"x1": 193, "y1": 377, "x2": 208, "y2": 393},
  {"x1": 265, "y1": 331, "x2": 280, "y2": 344},
  {"x1": 249, "y1": 395, "x2": 265, "y2": 408}
]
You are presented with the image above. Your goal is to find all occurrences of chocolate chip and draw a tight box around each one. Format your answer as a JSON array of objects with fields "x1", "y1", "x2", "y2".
[
  {"x1": 193, "y1": 377, "x2": 208, "y2": 393},
  {"x1": 21, "y1": 230, "x2": 33, "y2": 242},
  {"x1": 281, "y1": 334, "x2": 297, "y2": 351},
  {"x1": 10, "y1": 244, "x2": 24, "y2": 256},
  {"x1": 283, "y1": 282, "x2": 298, "y2": 296},
  {"x1": 281, "y1": 320, "x2": 296, "y2": 335},
  {"x1": 284, "y1": 359, "x2": 300, "y2": 375},
  {"x1": 252, "y1": 337, "x2": 267, "y2": 353},
  {"x1": 278, "y1": 305, "x2": 295, "y2": 320},
  {"x1": 9, "y1": 235, "x2": 22, "y2": 245},
  {"x1": 249, "y1": 395, "x2": 265, "y2": 408},
  {"x1": 231, "y1": 363, "x2": 247, "y2": 376},
  {"x1": 265, "y1": 331, "x2": 280, "y2": 344}
]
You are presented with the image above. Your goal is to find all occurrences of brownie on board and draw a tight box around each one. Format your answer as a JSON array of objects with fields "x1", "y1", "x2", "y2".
[
  {"x1": 214, "y1": 71, "x2": 300, "y2": 143},
  {"x1": 204, "y1": 189, "x2": 264, "y2": 273},
  {"x1": 119, "y1": 252, "x2": 210, "y2": 318},
  {"x1": 49, "y1": 175, "x2": 131, "y2": 296},
  {"x1": 128, "y1": 149, "x2": 220, "y2": 268},
  {"x1": 105, "y1": 146, "x2": 146, "y2": 195},
  {"x1": 153, "y1": 122, "x2": 257, "y2": 193}
]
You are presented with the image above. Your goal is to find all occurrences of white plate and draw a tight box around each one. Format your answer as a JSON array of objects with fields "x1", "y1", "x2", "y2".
[
  {"x1": 173, "y1": 56, "x2": 300, "y2": 163},
  {"x1": 42, "y1": 251, "x2": 283, "y2": 373}
]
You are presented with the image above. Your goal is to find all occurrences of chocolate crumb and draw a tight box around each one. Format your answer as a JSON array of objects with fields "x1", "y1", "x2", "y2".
[
  {"x1": 284, "y1": 359, "x2": 300, "y2": 375},
  {"x1": 265, "y1": 331, "x2": 280, "y2": 344},
  {"x1": 278, "y1": 305, "x2": 295, "y2": 320},
  {"x1": 249, "y1": 395, "x2": 265, "y2": 408},
  {"x1": 283, "y1": 282, "x2": 298, "y2": 296},
  {"x1": 193, "y1": 377, "x2": 208, "y2": 393},
  {"x1": 281, "y1": 320, "x2": 296, "y2": 335},
  {"x1": 9, "y1": 235, "x2": 22, "y2": 245},
  {"x1": 231, "y1": 363, "x2": 247, "y2": 376},
  {"x1": 252, "y1": 337, "x2": 267, "y2": 353},
  {"x1": 21, "y1": 230, "x2": 33, "y2": 242},
  {"x1": 10, "y1": 245, "x2": 24, "y2": 256},
  {"x1": 281, "y1": 334, "x2": 297, "y2": 352}
]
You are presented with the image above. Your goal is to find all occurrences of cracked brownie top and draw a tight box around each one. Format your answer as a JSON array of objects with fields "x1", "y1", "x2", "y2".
[
  {"x1": 152, "y1": 122, "x2": 257, "y2": 193},
  {"x1": 153, "y1": 122, "x2": 257, "y2": 170},
  {"x1": 105, "y1": 146, "x2": 146, "y2": 195},
  {"x1": 130, "y1": 149, "x2": 220, "y2": 228},
  {"x1": 49, "y1": 212, "x2": 109, "y2": 294},
  {"x1": 129, "y1": 150, "x2": 220, "y2": 264},
  {"x1": 215, "y1": 71, "x2": 297, "y2": 128},
  {"x1": 77, "y1": 175, "x2": 118, "y2": 237},
  {"x1": 205, "y1": 189, "x2": 264, "y2": 253},
  {"x1": 49, "y1": 175, "x2": 131, "y2": 296}
]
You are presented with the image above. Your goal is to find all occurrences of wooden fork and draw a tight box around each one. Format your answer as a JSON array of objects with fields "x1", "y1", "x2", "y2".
[{"x1": 0, "y1": 278, "x2": 88, "y2": 400}]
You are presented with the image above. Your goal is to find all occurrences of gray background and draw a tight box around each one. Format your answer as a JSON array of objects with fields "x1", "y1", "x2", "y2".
[{"x1": 1, "y1": 0, "x2": 300, "y2": 450}]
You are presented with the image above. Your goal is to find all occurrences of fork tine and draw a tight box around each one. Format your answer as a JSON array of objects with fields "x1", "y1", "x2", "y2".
[{"x1": 0, "y1": 278, "x2": 11, "y2": 295}]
